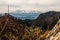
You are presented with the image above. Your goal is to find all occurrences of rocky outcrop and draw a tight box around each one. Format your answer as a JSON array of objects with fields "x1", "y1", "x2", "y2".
[{"x1": 46, "y1": 19, "x2": 60, "y2": 40}]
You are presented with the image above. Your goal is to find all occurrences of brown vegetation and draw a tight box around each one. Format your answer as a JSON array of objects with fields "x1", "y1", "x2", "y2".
[{"x1": 0, "y1": 14, "x2": 49, "y2": 40}]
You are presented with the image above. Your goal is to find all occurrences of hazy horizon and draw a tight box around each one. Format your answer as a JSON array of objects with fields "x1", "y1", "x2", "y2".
[{"x1": 0, "y1": 0, "x2": 60, "y2": 13}]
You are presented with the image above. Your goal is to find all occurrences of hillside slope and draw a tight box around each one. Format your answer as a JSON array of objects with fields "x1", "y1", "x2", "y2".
[
  {"x1": 0, "y1": 14, "x2": 26, "y2": 40},
  {"x1": 31, "y1": 11, "x2": 60, "y2": 30},
  {"x1": 46, "y1": 19, "x2": 60, "y2": 40}
]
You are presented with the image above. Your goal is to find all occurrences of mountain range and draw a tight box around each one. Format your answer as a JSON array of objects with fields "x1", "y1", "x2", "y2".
[
  {"x1": 10, "y1": 10, "x2": 41, "y2": 20},
  {"x1": 0, "y1": 11, "x2": 60, "y2": 40},
  {"x1": 0, "y1": 11, "x2": 60, "y2": 30}
]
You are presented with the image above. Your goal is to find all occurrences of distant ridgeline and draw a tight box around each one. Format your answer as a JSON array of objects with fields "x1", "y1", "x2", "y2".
[
  {"x1": 10, "y1": 13, "x2": 40, "y2": 20},
  {"x1": 10, "y1": 10, "x2": 41, "y2": 20}
]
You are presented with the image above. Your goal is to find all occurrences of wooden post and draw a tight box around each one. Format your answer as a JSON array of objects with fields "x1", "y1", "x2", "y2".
[{"x1": 8, "y1": 5, "x2": 9, "y2": 14}]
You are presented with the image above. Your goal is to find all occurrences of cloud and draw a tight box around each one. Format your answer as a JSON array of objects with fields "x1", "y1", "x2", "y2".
[{"x1": 0, "y1": 0, "x2": 60, "y2": 13}]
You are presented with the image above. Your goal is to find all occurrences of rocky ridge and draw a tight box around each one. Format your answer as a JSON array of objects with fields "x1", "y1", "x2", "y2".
[{"x1": 46, "y1": 19, "x2": 60, "y2": 40}]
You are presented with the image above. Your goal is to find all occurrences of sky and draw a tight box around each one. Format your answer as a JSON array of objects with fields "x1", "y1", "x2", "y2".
[{"x1": 0, "y1": 0, "x2": 60, "y2": 13}]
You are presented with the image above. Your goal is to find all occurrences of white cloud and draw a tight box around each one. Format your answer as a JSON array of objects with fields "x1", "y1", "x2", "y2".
[{"x1": 0, "y1": 0, "x2": 60, "y2": 13}]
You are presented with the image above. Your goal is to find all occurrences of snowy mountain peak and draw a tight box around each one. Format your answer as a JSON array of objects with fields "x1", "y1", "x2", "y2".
[{"x1": 10, "y1": 10, "x2": 41, "y2": 14}]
